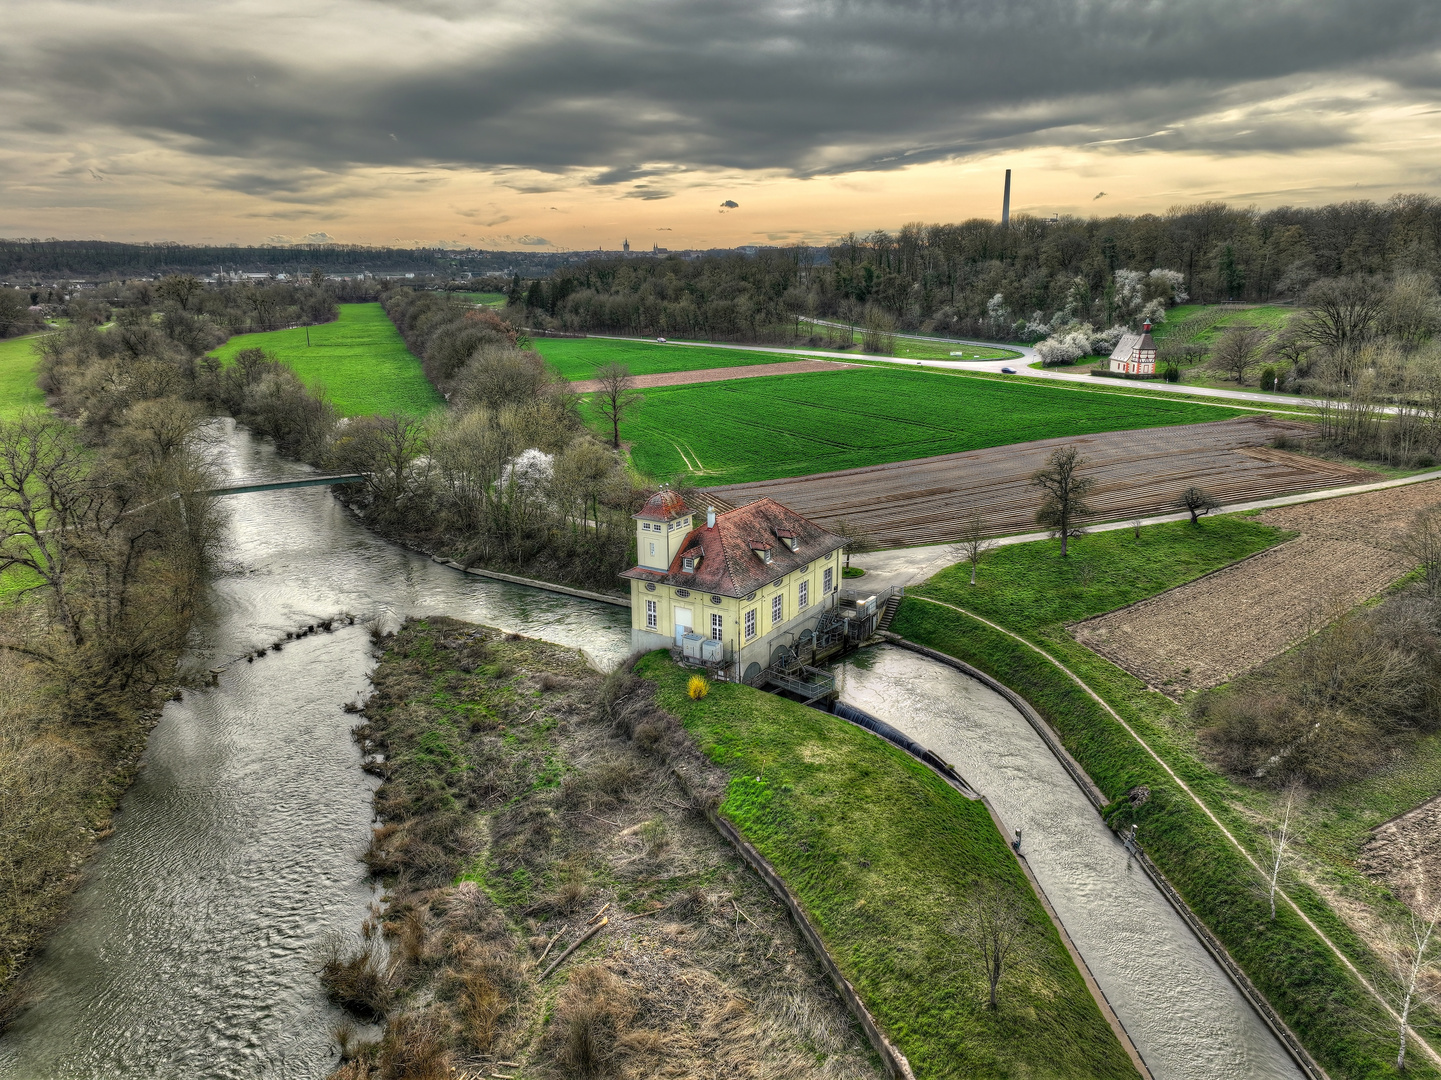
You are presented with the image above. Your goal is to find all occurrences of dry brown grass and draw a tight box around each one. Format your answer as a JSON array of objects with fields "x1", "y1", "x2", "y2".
[
  {"x1": 332, "y1": 618, "x2": 879, "y2": 1080},
  {"x1": 318, "y1": 933, "x2": 393, "y2": 1021}
]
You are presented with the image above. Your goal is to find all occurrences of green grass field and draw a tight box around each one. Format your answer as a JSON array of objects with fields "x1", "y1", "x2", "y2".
[
  {"x1": 893, "y1": 519, "x2": 1441, "y2": 1078},
  {"x1": 0, "y1": 334, "x2": 47, "y2": 419},
  {"x1": 209, "y1": 303, "x2": 442, "y2": 417},
  {"x1": 453, "y1": 291, "x2": 507, "y2": 307},
  {"x1": 640, "y1": 654, "x2": 1140, "y2": 1080},
  {"x1": 532, "y1": 337, "x2": 806, "y2": 381},
  {"x1": 590, "y1": 366, "x2": 1247, "y2": 485}
]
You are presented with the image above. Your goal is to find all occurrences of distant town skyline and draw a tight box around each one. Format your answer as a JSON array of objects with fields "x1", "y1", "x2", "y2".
[{"x1": 3, "y1": 0, "x2": 1440, "y2": 248}]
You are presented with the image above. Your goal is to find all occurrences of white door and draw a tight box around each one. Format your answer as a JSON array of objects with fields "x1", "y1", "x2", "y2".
[{"x1": 673, "y1": 606, "x2": 693, "y2": 642}]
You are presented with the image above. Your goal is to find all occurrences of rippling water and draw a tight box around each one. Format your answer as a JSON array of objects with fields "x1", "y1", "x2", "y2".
[
  {"x1": 836, "y1": 645, "x2": 1304, "y2": 1080},
  {"x1": 0, "y1": 421, "x2": 631, "y2": 1079}
]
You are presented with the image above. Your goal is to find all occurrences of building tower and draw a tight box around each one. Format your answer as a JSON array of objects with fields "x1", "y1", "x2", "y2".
[
  {"x1": 622, "y1": 238, "x2": 630, "y2": 252},
  {"x1": 1002, "y1": 169, "x2": 1011, "y2": 226}
]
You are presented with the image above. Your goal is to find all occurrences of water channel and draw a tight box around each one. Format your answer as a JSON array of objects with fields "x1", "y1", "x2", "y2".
[
  {"x1": 836, "y1": 646, "x2": 1304, "y2": 1080},
  {"x1": 0, "y1": 420, "x2": 1302, "y2": 1079}
]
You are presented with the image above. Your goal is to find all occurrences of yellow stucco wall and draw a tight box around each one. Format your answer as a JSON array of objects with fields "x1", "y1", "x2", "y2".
[{"x1": 630, "y1": 547, "x2": 843, "y2": 660}]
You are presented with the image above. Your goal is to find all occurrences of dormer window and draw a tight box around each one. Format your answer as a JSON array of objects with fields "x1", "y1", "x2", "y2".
[
  {"x1": 776, "y1": 529, "x2": 799, "y2": 552},
  {"x1": 750, "y1": 541, "x2": 773, "y2": 565},
  {"x1": 681, "y1": 549, "x2": 702, "y2": 573}
]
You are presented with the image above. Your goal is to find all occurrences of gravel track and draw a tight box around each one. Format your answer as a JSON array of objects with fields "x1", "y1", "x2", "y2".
[{"x1": 570, "y1": 358, "x2": 856, "y2": 392}]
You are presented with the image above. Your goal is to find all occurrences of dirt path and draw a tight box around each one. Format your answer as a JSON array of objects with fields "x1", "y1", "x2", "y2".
[
  {"x1": 1073, "y1": 480, "x2": 1441, "y2": 693},
  {"x1": 569, "y1": 358, "x2": 856, "y2": 392}
]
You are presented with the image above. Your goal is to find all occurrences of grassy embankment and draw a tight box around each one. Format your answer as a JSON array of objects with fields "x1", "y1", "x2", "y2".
[
  {"x1": 531, "y1": 336, "x2": 811, "y2": 381},
  {"x1": 586, "y1": 365, "x2": 1247, "y2": 486},
  {"x1": 638, "y1": 653, "x2": 1141, "y2": 1080},
  {"x1": 890, "y1": 517, "x2": 1441, "y2": 1079},
  {"x1": 453, "y1": 291, "x2": 507, "y2": 307},
  {"x1": 209, "y1": 302, "x2": 443, "y2": 417}
]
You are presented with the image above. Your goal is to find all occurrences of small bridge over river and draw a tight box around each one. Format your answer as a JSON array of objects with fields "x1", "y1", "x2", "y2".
[{"x1": 201, "y1": 474, "x2": 366, "y2": 497}]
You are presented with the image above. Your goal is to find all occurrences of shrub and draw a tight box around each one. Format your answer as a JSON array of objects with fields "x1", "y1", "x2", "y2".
[
  {"x1": 318, "y1": 933, "x2": 393, "y2": 1020},
  {"x1": 1260, "y1": 365, "x2": 1277, "y2": 391},
  {"x1": 687, "y1": 674, "x2": 709, "y2": 699}
]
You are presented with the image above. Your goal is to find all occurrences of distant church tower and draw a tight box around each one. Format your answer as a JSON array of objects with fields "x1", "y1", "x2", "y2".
[{"x1": 622, "y1": 238, "x2": 630, "y2": 252}]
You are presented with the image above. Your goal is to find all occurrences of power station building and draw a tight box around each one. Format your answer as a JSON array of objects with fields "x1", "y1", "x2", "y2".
[{"x1": 620, "y1": 490, "x2": 848, "y2": 683}]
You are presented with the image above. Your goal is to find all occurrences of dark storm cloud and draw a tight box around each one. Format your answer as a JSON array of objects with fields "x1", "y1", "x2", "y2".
[{"x1": 5, "y1": 0, "x2": 1441, "y2": 185}]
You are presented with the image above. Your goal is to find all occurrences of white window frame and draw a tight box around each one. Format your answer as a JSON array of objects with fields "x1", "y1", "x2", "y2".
[
  {"x1": 744, "y1": 609, "x2": 756, "y2": 640},
  {"x1": 772, "y1": 593, "x2": 783, "y2": 626},
  {"x1": 798, "y1": 580, "x2": 809, "y2": 610},
  {"x1": 823, "y1": 567, "x2": 833, "y2": 593},
  {"x1": 711, "y1": 612, "x2": 724, "y2": 641},
  {"x1": 645, "y1": 599, "x2": 657, "y2": 630}
]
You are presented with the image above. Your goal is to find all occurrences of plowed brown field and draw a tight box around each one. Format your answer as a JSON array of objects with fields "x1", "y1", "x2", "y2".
[
  {"x1": 703, "y1": 416, "x2": 1374, "y2": 547},
  {"x1": 570, "y1": 358, "x2": 856, "y2": 392},
  {"x1": 1073, "y1": 480, "x2": 1441, "y2": 693}
]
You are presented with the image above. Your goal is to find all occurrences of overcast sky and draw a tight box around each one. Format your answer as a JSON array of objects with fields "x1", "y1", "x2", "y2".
[{"x1": 3, "y1": 0, "x2": 1440, "y2": 248}]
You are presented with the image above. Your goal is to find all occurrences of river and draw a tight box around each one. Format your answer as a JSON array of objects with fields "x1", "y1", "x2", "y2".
[
  {"x1": 0, "y1": 420, "x2": 632, "y2": 1079},
  {"x1": 0, "y1": 420, "x2": 1302, "y2": 1079},
  {"x1": 836, "y1": 645, "x2": 1304, "y2": 1080}
]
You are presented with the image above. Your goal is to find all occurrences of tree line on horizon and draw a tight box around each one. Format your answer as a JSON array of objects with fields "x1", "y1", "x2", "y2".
[{"x1": 514, "y1": 195, "x2": 1441, "y2": 342}]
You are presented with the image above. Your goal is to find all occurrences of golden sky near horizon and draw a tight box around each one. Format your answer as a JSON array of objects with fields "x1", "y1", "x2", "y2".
[{"x1": 3, "y1": 1, "x2": 1440, "y2": 249}]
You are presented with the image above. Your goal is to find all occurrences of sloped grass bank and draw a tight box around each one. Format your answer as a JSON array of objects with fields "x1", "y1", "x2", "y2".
[
  {"x1": 894, "y1": 518, "x2": 1441, "y2": 1079},
  {"x1": 209, "y1": 303, "x2": 442, "y2": 417},
  {"x1": 533, "y1": 336, "x2": 804, "y2": 381},
  {"x1": 638, "y1": 652, "x2": 1141, "y2": 1080}
]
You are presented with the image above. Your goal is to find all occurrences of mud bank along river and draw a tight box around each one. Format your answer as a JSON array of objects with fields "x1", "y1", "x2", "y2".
[
  {"x1": 837, "y1": 645, "x2": 1305, "y2": 1080},
  {"x1": 0, "y1": 420, "x2": 632, "y2": 1080},
  {"x1": 1, "y1": 419, "x2": 1303, "y2": 1080}
]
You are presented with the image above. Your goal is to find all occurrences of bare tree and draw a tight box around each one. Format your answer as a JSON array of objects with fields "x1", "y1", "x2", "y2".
[
  {"x1": 1264, "y1": 783, "x2": 1304, "y2": 920},
  {"x1": 958, "y1": 512, "x2": 993, "y2": 585},
  {"x1": 1386, "y1": 884, "x2": 1441, "y2": 1072},
  {"x1": 949, "y1": 878, "x2": 1033, "y2": 1011},
  {"x1": 1392, "y1": 505, "x2": 1441, "y2": 600},
  {"x1": 594, "y1": 362, "x2": 642, "y2": 450},
  {"x1": 1299, "y1": 275, "x2": 1387, "y2": 359},
  {"x1": 1209, "y1": 325, "x2": 1269, "y2": 385},
  {"x1": 1031, "y1": 447, "x2": 1094, "y2": 557},
  {"x1": 830, "y1": 518, "x2": 876, "y2": 571},
  {"x1": 1179, "y1": 486, "x2": 1221, "y2": 525},
  {"x1": 1381, "y1": 271, "x2": 1441, "y2": 353}
]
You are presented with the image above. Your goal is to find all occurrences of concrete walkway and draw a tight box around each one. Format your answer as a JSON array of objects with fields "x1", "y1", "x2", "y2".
[{"x1": 848, "y1": 465, "x2": 1441, "y2": 593}]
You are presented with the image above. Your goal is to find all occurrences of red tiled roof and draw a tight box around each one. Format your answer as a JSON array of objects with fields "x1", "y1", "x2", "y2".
[
  {"x1": 634, "y1": 489, "x2": 691, "y2": 521},
  {"x1": 621, "y1": 497, "x2": 846, "y2": 597}
]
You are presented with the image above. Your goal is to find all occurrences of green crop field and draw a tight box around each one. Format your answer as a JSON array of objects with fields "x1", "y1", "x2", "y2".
[
  {"x1": 589, "y1": 366, "x2": 1247, "y2": 485},
  {"x1": 209, "y1": 303, "x2": 442, "y2": 417},
  {"x1": 532, "y1": 336, "x2": 804, "y2": 381},
  {"x1": 0, "y1": 334, "x2": 47, "y2": 419}
]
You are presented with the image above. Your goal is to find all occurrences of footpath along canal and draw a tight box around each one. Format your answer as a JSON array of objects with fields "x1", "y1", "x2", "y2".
[{"x1": 2, "y1": 420, "x2": 1301, "y2": 1079}]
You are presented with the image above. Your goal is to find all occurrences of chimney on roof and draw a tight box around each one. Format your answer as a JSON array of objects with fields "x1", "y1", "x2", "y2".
[{"x1": 707, "y1": 506, "x2": 716, "y2": 528}]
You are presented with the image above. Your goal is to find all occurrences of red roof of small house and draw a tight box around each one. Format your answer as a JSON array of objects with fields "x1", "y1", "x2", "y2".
[
  {"x1": 633, "y1": 488, "x2": 691, "y2": 521},
  {"x1": 622, "y1": 497, "x2": 847, "y2": 597}
]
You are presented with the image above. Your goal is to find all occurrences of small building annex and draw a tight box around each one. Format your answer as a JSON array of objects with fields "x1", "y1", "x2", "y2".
[
  {"x1": 620, "y1": 490, "x2": 848, "y2": 683},
  {"x1": 1109, "y1": 321, "x2": 1158, "y2": 375}
]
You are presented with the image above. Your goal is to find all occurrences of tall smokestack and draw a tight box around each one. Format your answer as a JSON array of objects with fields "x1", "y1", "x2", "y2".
[{"x1": 1002, "y1": 169, "x2": 1011, "y2": 226}]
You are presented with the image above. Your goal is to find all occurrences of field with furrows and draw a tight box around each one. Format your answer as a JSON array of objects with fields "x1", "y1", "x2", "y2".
[
  {"x1": 704, "y1": 415, "x2": 1373, "y2": 547},
  {"x1": 1073, "y1": 478, "x2": 1441, "y2": 693}
]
